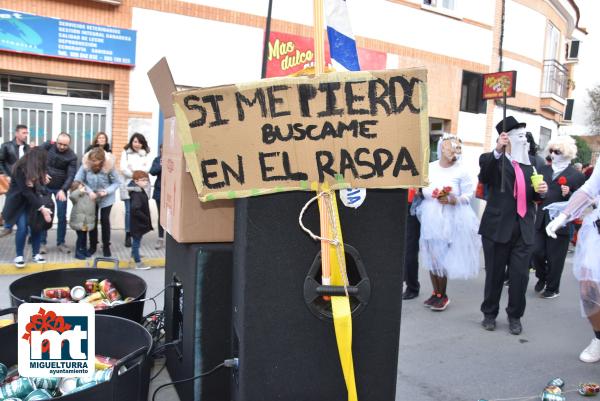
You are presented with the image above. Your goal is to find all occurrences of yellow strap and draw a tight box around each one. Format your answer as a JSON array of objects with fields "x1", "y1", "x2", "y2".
[{"x1": 316, "y1": 183, "x2": 358, "y2": 401}]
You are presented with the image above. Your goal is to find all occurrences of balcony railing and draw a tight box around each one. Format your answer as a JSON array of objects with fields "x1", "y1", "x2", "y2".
[{"x1": 542, "y1": 59, "x2": 568, "y2": 99}]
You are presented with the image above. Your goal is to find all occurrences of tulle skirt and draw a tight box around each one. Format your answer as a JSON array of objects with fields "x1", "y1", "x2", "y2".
[
  {"x1": 573, "y1": 208, "x2": 600, "y2": 317},
  {"x1": 417, "y1": 200, "x2": 481, "y2": 279}
]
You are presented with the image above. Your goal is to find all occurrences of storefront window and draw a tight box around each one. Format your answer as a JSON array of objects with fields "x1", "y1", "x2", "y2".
[{"x1": 0, "y1": 75, "x2": 110, "y2": 100}]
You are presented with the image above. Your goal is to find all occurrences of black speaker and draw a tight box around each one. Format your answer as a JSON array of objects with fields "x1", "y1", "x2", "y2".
[
  {"x1": 163, "y1": 234, "x2": 233, "y2": 401},
  {"x1": 232, "y1": 189, "x2": 407, "y2": 401}
]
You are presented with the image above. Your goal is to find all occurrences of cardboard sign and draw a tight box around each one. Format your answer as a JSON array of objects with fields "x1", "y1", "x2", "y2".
[
  {"x1": 173, "y1": 69, "x2": 429, "y2": 201},
  {"x1": 482, "y1": 70, "x2": 517, "y2": 99}
]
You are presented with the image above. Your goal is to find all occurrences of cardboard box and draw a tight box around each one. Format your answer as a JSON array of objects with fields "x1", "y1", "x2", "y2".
[{"x1": 148, "y1": 58, "x2": 234, "y2": 243}]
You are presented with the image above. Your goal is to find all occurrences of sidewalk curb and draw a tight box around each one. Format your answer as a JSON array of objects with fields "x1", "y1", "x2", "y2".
[{"x1": 0, "y1": 257, "x2": 165, "y2": 275}]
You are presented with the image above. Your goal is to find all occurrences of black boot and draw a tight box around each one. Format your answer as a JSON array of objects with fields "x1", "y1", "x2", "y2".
[
  {"x1": 103, "y1": 244, "x2": 112, "y2": 257},
  {"x1": 125, "y1": 233, "x2": 131, "y2": 248},
  {"x1": 87, "y1": 244, "x2": 97, "y2": 257}
]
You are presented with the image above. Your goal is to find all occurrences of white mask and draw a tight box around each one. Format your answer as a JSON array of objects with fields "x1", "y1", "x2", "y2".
[
  {"x1": 551, "y1": 153, "x2": 570, "y2": 175},
  {"x1": 507, "y1": 127, "x2": 530, "y2": 165}
]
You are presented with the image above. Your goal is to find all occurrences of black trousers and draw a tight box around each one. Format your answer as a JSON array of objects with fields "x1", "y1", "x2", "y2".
[
  {"x1": 89, "y1": 205, "x2": 112, "y2": 247},
  {"x1": 532, "y1": 230, "x2": 570, "y2": 293},
  {"x1": 155, "y1": 198, "x2": 164, "y2": 238},
  {"x1": 403, "y1": 209, "x2": 420, "y2": 293},
  {"x1": 481, "y1": 219, "x2": 533, "y2": 319}
]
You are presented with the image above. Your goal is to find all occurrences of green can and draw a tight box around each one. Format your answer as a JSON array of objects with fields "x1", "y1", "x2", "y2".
[
  {"x1": 66, "y1": 381, "x2": 98, "y2": 395},
  {"x1": 0, "y1": 378, "x2": 34, "y2": 399},
  {"x1": 31, "y1": 377, "x2": 59, "y2": 390},
  {"x1": 23, "y1": 389, "x2": 52, "y2": 401},
  {"x1": 0, "y1": 362, "x2": 7, "y2": 383},
  {"x1": 77, "y1": 368, "x2": 112, "y2": 386}
]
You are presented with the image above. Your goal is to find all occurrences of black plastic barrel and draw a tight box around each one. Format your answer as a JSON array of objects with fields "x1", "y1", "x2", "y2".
[
  {"x1": 9, "y1": 268, "x2": 147, "y2": 323},
  {"x1": 0, "y1": 309, "x2": 153, "y2": 401}
]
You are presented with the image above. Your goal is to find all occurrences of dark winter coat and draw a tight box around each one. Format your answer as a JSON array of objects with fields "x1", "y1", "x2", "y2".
[
  {"x1": 149, "y1": 156, "x2": 161, "y2": 201},
  {"x1": 1, "y1": 167, "x2": 47, "y2": 226},
  {"x1": 130, "y1": 187, "x2": 152, "y2": 239},
  {"x1": 535, "y1": 165, "x2": 586, "y2": 236},
  {"x1": 69, "y1": 187, "x2": 96, "y2": 231},
  {"x1": 0, "y1": 139, "x2": 30, "y2": 177},
  {"x1": 41, "y1": 141, "x2": 77, "y2": 192}
]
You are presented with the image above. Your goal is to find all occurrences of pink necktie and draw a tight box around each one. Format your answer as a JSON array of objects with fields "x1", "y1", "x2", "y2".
[{"x1": 512, "y1": 160, "x2": 527, "y2": 218}]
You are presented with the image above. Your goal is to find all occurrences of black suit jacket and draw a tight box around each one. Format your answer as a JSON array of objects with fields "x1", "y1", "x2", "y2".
[
  {"x1": 478, "y1": 152, "x2": 540, "y2": 245},
  {"x1": 534, "y1": 165, "x2": 586, "y2": 235}
]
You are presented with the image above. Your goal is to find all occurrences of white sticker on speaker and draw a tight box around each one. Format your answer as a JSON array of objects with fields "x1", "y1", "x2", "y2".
[{"x1": 340, "y1": 188, "x2": 366, "y2": 209}]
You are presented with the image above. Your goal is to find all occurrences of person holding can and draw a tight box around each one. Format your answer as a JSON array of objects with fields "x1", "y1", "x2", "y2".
[
  {"x1": 546, "y1": 162, "x2": 600, "y2": 362},
  {"x1": 75, "y1": 147, "x2": 121, "y2": 257}
]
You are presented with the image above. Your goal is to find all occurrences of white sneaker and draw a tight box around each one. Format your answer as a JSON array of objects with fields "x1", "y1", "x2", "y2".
[
  {"x1": 154, "y1": 238, "x2": 164, "y2": 250},
  {"x1": 135, "y1": 261, "x2": 151, "y2": 270},
  {"x1": 580, "y1": 338, "x2": 600, "y2": 363},
  {"x1": 33, "y1": 254, "x2": 46, "y2": 264},
  {"x1": 14, "y1": 256, "x2": 25, "y2": 268}
]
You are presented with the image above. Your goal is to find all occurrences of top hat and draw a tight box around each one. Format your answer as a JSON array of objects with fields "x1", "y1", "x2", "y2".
[{"x1": 495, "y1": 116, "x2": 526, "y2": 134}]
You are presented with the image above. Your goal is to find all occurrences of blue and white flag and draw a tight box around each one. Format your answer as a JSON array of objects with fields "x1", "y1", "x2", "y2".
[{"x1": 325, "y1": 0, "x2": 360, "y2": 72}]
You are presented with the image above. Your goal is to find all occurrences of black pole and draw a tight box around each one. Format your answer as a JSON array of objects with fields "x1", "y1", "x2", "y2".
[
  {"x1": 501, "y1": 90, "x2": 507, "y2": 193},
  {"x1": 261, "y1": 0, "x2": 274, "y2": 79}
]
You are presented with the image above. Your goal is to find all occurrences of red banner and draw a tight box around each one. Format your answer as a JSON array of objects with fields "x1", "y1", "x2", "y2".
[
  {"x1": 265, "y1": 31, "x2": 387, "y2": 78},
  {"x1": 482, "y1": 71, "x2": 517, "y2": 99}
]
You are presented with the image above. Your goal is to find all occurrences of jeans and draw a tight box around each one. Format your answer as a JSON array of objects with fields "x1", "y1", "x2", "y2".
[
  {"x1": 75, "y1": 231, "x2": 88, "y2": 257},
  {"x1": 41, "y1": 188, "x2": 68, "y2": 246},
  {"x1": 124, "y1": 199, "x2": 131, "y2": 233},
  {"x1": 155, "y1": 198, "x2": 164, "y2": 238},
  {"x1": 131, "y1": 235, "x2": 142, "y2": 263},
  {"x1": 16, "y1": 210, "x2": 41, "y2": 257}
]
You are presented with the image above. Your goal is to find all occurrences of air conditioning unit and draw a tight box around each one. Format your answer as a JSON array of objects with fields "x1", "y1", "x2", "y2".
[
  {"x1": 563, "y1": 98, "x2": 574, "y2": 122},
  {"x1": 566, "y1": 40, "x2": 580, "y2": 61},
  {"x1": 89, "y1": 0, "x2": 121, "y2": 5}
]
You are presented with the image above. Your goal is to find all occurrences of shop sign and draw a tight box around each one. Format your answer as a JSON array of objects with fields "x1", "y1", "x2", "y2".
[{"x1": 0, "y1": 8, "x2": 136, "y2": 66}]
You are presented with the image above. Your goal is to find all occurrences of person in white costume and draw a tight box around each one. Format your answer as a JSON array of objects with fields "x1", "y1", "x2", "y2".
[
  {"x1": 547, "y1": 163, "x2": 600, "y2": 362},
  {"x1": 417, "y1": 134, "x2": 480, "y2": 311}
]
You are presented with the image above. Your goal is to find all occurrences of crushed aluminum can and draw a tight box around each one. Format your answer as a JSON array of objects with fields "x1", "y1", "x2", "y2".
[
  {"x1": 547, "y1": 378, "x2": 565, "y2": 389},
  {"x1": 77, "y1": 368, "x2": 113, "y2": 386},
  {"x1": 30, "y1": 377, "x2": 59, "y2": 391},
  {"x1": 95, "y1": 355, "x2": 118, "y2": 371},
  {"x1": 70, "y1": 286, "x2": 86, "y2": 301},
  {"x1": 80, "y1": 291, "x2": 104, "y2": 304},
  {"x1": 41, "y1": 287, "x2": 70, "y2": 299},
  {"x1": 85, "y1": 279, "x2": 99, "y2": 294},
  {"x1": 540, "y1": 391, "x2": 565, "y2": 401},
  {"x1": 2, "y1": 398, "x2": 23, "y2": 401},
  {"x1": 578, "y1": 383, "x2": 600, "y2": 396},
  {"x1": 23, "y1": 388, "x2": 52, "y2": 400},
  {"x1": 544, "y1": 386, "x2": 562, "y2": 395},
  {"x1": 99, "y1": 279, "x2": 122, "y2": 302},
  {"x1": 66, "y1": 381, "x2": 98, "y2": 395},
  {"x1": 57, "y1": 377, "x2": 78, "y2": 396},
  {"x1": 0, "y1": 378, "x2": 34, "y2": 399},
  {"x1": 0, "y1": 362, "x2": 7, "y2": 383}
]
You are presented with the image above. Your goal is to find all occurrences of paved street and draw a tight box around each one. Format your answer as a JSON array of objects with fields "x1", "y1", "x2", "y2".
[{"x1": 0, "y1": 248, "x2": 595, "y2": 401}]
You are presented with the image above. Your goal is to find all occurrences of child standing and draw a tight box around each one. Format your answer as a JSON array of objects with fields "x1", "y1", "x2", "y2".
[
  {"x1": 130, "y1": 170, "x2": 153, "y2": 270},
  {"x1": 69, "y1": 181, "x2": 96, "y2": 260}
]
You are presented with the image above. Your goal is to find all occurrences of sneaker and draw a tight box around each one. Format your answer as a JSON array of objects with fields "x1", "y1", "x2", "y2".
[
  {"x1": 14, "y1": 256, "x2": 25, "y2": 268},
  {"x1": 580, "y1": 338, "x2": 600, "y2": 363},
  {"x1": 534, "y1": 280, "x2": 546, "y2": 293},
  {"x1": 39, "y1": 245, "x2": 48, "y2": 255},
  {"x1": 508, "y1": 317, "x2": 522, "y2": 335},
  {"x1": 154, "y1": 238, "x2": 164, "y2": 250},
  {"x1": 134, "y1": 261, "x2": 151, "y2": 270},
  {"x1": 542, "y1": 290, "x2": 560, "y2": 299},
  {"x1": 481, "y1": 315, "x2": 496, "y2": 331},
  {"x1": 33, "y1": 254, "x2": 46, "y2": 264},
  {"x1": 423, "y1": 293, "x2": 437, "y2": 308},
  {"x1": 430, "y1": 295, "x2": 450, "y2": 311},
  {"x1": 57, "y1": 244, "x2": 71, "y2": 254},
  {"x1": 0, "y1": 228, "x2": 13, "y2": 238}
]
